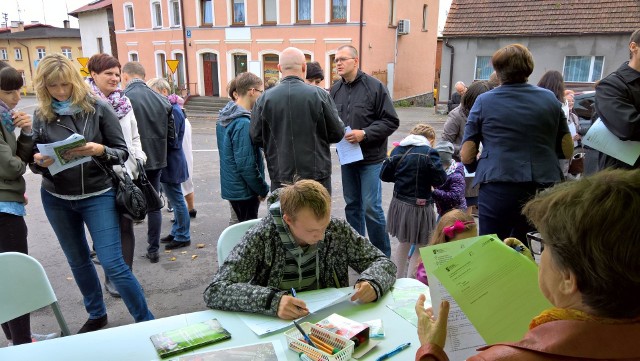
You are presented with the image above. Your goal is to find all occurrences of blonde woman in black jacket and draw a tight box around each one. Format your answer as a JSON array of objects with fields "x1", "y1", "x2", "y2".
[{"x1": 31, "y1": 54, "x2": 153, "y2": 334}]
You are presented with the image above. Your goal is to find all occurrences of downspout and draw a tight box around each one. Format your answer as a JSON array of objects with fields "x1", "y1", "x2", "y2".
[
  {"x1": 358, "y1": 0, "x2": 363, "y2": 68},
  {"x1": 180, "y1": 0, "x2": 191, "y2": 99},
  {"x1": 444, "y1": 38, "x2": 454, "y2": 100}
]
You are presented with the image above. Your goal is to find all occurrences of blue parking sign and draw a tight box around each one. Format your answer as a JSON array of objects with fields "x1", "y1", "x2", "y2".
[{"x1": 186, "y1": 30, "x2": 192, "y2": 38}]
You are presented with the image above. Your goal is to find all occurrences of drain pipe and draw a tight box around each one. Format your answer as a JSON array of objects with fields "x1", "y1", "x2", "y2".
[
  {"x1": 444, "y1": 38, "x2": 454, "y2": 101},
  {"x1": 358, "y1": 0, "x2": 364, "y2": 68},
  {"x1": 180, "y1": 0, "x2": 191, "y2": 99}
]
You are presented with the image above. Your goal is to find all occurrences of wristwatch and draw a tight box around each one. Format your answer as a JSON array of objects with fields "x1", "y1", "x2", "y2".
[{"x1": 362, "y1": 129, "x2": 368, "y2": 141}]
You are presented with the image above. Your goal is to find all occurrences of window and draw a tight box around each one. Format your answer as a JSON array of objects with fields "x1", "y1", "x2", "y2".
[
  {"x1": 422, "y1": 5, "x2": 428, "y2": 31},
  {"x1": 296, "y1": 0, "x2": 311, "y2": 22},
  {"x1": 169, "y1": 0, "x2": 181, "y2": 26},
  {"x1": 36, "y1": 48, "x2": 46, "y2": 60},
  {"x1": 129, "y1": 52, "x2": 139, "y2": 62},
  {"x1": 232, "y1": 0, "x2": 245, "y2": 25},
  {"x1": 97, "y1": 37, "x2": 104, "y2": 53},
  {"x1": 233, "y1": 54, "x2": 247, "y2": 77},
  {"x1": 263, "y1": 54, "x2": 278, "y2": 84},
  {"x1": 563, "y1": 56, "x2": 604, "y2": 83},
  {"x1": 389, "y1": 0, "x2": 396, "y2": 26},
  {"x1": 173, "y1": 53, "x2": 185, "y2": 87},
  {"x1": 263, "y1": 0, "x2": 277, "y2": 24},
  {"x1": 61, "y1": 47, "x2": 72, "y2": 59},
  {"x1": 152, "y1": 1, "x2": 163, "y2": 28},
  {"x1": 157, "y1": 52, "x2": 167, "y2": 78},
  {"x1": 124, "y1": 4, "x2": 135, "y2": 29},
  {"x1": 0, "y1": 48, "x2": 7, "y2": 60},
  {"x1": 329, "y1": 54, "x2": 339, "y2": 84},
  {"x1": 331, "y1": 0, "x2": 346, "y2": 22},
  {"x1": 474, "y1": 56, "x2": 493, "y2": 80},
  {"x1": 201, "y1": 0, "x2": 212, "y2": 25},
  {"x1": 14, "y1": 48, "x2": 22, "y2": 60}
]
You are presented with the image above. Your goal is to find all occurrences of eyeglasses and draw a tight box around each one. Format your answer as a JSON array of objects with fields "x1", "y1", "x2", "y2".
[
  {"x1": 333, "y1": 57, "x2": 355, "y2": 64},
  {"x1": 526, "y1": 232, "x2": 544, "y2": 255},
  {"x1": 250, "y1": 88, "x2": 264, "y2": 93}
]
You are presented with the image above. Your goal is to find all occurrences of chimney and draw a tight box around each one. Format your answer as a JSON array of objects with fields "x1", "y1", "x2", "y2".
[
  {"x1": 10, "y1": 21, "x2": 24, "y2": 33},
  {"x1": 63, "y1": 20, "x2": 70, "y2": 28}
]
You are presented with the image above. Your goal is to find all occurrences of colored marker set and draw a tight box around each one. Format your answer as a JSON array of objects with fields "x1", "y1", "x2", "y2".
[{"x1": 285, "y1": 322, "x2": 355, "y2": 361}]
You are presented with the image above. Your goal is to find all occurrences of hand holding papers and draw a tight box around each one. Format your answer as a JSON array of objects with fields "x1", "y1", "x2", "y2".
[
  {"x1": 336, "y1": 126, "x2": 364, "y2": 165},
  {"x1": 36, "y1": 134, "x2": 92, "y2": 175}
]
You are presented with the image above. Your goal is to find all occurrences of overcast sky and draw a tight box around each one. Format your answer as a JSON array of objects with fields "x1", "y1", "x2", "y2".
[
  {"x1": 439, "y1": 0, "x2": 453, "y2": 35},
  {"x1": 2, "y1": 0, "x2": 89, "y2": 29}
]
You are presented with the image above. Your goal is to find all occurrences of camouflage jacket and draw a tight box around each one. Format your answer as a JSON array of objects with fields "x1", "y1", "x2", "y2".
[{"x1": 203, "y1": 216, "x2": 397, "y2": 316}]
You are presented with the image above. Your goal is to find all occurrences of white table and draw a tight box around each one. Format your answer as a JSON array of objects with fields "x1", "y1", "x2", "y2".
[{"x1": 0, "y1": 278, "x2": 428, "y2": 361}]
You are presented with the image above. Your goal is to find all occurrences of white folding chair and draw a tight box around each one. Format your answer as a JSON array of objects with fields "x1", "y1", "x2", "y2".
[
  {"x1": 0, "y1": 252, "x2": 71, "y2": 336},
  {"x1": 216, "y1": 219, "x2": 261, "y2": 268}
]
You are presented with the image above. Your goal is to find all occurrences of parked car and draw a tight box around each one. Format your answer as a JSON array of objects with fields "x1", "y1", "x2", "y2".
[{"x1": 573, "y1": 90, "x2": 595, "y2": 132}]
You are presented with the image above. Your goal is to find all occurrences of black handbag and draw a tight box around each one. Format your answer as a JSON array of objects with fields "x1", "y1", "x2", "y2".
[
  {"x1": 96, "y1": 160, "x2": 147, "y2": 221},
  {"x1": 133, "y1": 159, "x2": 164, "y2": 212}
]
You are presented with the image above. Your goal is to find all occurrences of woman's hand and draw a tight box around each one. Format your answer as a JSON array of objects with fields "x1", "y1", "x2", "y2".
[
  {"x1": 351, "y1": 281, "x2": 377, "y2": 303},
  {"x1": 415, "y1": 294, "x2": 449, "y2": 349},
  {"x1": 504, "y1": 237, "x2": 535, "y2": 262},
  {"x1": 61, "y1": 142, "x2": 105, "y2": 160},
  {"x1": 277, "y1": 295, "x2": 309, "y2": 320},
  {"x1": 573, "y1": 134, "x2": 581, "y2": 141},
  {"x1": 33, "y1": 153, "x2": 53, "y2": 168},
  {"x1": 12, "y1": 111, "x2": 32, "y2": 133}
]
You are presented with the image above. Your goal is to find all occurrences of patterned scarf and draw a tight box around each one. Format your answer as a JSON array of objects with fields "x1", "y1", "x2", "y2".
[
  {"x1": 51, "y1": 99, "x2": 82, "y2": 116},
  {"x1": 86, "y1": 77, "x2": 132, "y2": 119},
  {"x1": 0, "y1": 99, "x2": 15, "y2": 133},
  {"x1": 445, "y1": 160, "x2": 458, "y2": 176},
  {"x1": 529, "y1": 307, "x2": 640, "y2": 330}
]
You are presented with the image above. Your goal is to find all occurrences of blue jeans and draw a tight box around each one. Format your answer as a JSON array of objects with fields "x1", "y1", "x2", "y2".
[
  {"x1": 146, "y1": 169, "x2": 162, "y2": 253},
  {"x1": 341, "y1": 162, "x2": 391, "y2": 257},
  {"x1": 41, "y1": 189, "x2": 154, "y2": 322},
  {"x1": 161, "y1": 182, "x2": 190, "y2": 242}
]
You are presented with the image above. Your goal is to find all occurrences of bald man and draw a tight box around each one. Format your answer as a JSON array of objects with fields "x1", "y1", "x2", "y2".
[
  {"x1": 448, "y1": 81, "x2": 467, "y2": 112},
  {"x1": 250, "y1": 47, "x2": 344, "y2": 193}
]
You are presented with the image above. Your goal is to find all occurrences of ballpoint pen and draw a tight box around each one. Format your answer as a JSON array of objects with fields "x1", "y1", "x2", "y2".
[
  {"x1": 375, "y1": 342, "x2": 411, "y2": 361},
  {"x1": 293, "y1": 320, "x2": 318, "y2": 349}
]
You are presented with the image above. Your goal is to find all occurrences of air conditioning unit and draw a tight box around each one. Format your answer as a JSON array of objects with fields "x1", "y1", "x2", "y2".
[{"x1": 398, "y1": 19, "x2": 410, "y2": 35}]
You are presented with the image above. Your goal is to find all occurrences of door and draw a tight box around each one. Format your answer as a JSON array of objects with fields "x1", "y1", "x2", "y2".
[{"x1": 203, "y1": 53, "x2": 219, "y2": 96}]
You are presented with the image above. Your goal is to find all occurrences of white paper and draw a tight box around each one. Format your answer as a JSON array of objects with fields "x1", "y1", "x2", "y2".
[
  {"x1": 36, "y1": 134, "x2": 92, "y2": 175},
  {"x1": 583, "y1": 119, "x2": 640, "y2": 166},
  {"x1": 238, "y1": 288, "x2": 353, "y2": 336},
  {"x1": 336, "y1": 126, "x2": 364, "y2": 165},
  {"x1": 178, "y1": 340, "x2": 287, "y2": 360},
  {"x1": 421, "y1": 238, "x2": 486, "y2": 361}
]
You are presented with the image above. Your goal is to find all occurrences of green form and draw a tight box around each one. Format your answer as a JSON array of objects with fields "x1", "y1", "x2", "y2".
[{"x1": 432, "y1": 235, "x2": 551, "y2": 344}]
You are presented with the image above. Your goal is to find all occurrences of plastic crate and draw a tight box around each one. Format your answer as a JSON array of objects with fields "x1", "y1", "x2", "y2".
[{"x1": 285, "y1": 322, "x2": 355, "y2": 361}]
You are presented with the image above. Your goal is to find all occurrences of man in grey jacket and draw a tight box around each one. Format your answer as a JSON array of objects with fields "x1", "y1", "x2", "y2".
[
  {"x1": 250, "y1": 47, "x2": 344, "y2": 194},
  {"x1": 122, "y1": 62, "x2": 174, "y2": 263}
]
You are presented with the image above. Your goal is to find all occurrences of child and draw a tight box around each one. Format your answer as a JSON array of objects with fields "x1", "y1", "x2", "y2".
[
  {"x1": 381, "y1": 124, "x2": 447, "y2": 279},
  {"x1": 416, "y1": 210, "x2": 477, "y2": 285},
  {"x1": 432, "y1": 141, "x2": 467, "y2": 217}
]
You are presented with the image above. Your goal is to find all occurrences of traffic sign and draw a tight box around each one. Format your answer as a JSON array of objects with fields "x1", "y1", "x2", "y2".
[
  {"x1": 77, "y1": 57, "x2": 89, "y2": 68},
  {"x1": 186, "y1": 30, "x2": 191, "y2": 38},
  {"x1": 166, "y1": 60, "x2": 180, "y2": 74}
]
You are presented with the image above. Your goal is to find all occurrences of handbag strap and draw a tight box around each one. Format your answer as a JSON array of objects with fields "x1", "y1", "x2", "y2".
[{"x1": 396, "y1": 146, "x2": 416, "y2": 167}]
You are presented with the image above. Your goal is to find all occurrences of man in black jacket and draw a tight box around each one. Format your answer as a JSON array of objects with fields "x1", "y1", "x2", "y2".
[
  {"x1": 250, "y1": 47, "x2": 344, "y2": 193},
  {"x1": 595, "y1": 29, "x2": 640, "y2": 170},
  {"x1": 122, "y1": 62, "x2": 174, "y2": 263},
  {"x1": 330, "y1": 45, "x2": 399, "y2": 257}
]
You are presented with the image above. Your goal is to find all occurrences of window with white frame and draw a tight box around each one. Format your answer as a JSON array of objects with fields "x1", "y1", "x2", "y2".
[
  {"x1": 169, "y1": 0, "x2": 181, "y2": 26},
  {"x1": 563, "y1": 56, "x2": 604, "y2": 83},
  {"x1": 61, "y1": 47, "x2": 72, "y2": 59},
  {"x1": 0, "y1": 48, "x2": 7, "y2": 60},
  {"x1": 156, "y1": 52, "x2": 167, "y2": 78},
  {"x1": 129, "y1": 52, "x2": 139, "y2": 62},
  {"x1": 263, "y1": 0, "x2": 277, "y2": 24},
  {"x1": 422, "y1": 5, "x2": 428, "y2": 31},
  {"x1": 389, "y1": 0, "x2": 396, "y2": 26},
  {"x1": 475, "y1": 56, "x2": 493, "y2": 80},
  {"x1": 173, "y1": 53, "x2": 185, "y2": 87},
  {"x1": 152, "y1": 1, "x2": 163, "y2": 28},
  {"x1": 125, "y1": 4, "x2": 135, "y2": 29},
  {"x1": 296, "y1": 0, "x2": 311, "y2": 22},
  {"x1": 331, "y1": 0, "x2": 346, "y2": 21},
  {"x1": 14, "y1": 48, "x2": 22, "y2": 60},
  {"x1": 97, "y1": 37, "x2": 104, "y2": 53},
  {"x1": 232, "y1": 0, "x2": 245, "y2": 25},
  {"x1": 36, "y1": 48, "x2": 46, "y2": 60},
  {"x1": 201, "y1": 0, "x2": 213, "y2": 25}
]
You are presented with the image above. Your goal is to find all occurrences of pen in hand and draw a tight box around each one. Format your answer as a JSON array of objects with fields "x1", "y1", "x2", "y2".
[{"x1": 375, "y1": 342, "x2": 411, "y2": 361}]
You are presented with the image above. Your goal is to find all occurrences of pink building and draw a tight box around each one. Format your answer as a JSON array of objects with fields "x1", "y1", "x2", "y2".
[{"x1": 112, "y1": 0, "x2": 438, "y2": 102}]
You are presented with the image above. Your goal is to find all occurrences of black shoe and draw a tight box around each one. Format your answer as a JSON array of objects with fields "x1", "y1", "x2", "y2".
[
  {"x1": 104, "y1": 277, "x2": 120, "y2": 298},
  {"x1": 77, "y1": 315, "x2": 108, "y2": 334},
  {"x1": 146, "y1": 252, "x2": 159, "y2": 263},
  {"x1": 164, "y1": 240, "x2": 191, "y2": 250},
  {"x1": 160, "y1": 234, "x2": 175, "y2": 244},
  {"x1": 189, "y1": 209, "x2": 197, "y2": 218}
]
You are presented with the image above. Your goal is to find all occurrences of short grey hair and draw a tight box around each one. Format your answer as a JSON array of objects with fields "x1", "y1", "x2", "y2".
[
  {"x1": 122, "y1": 61, "x2": 145, "y2": 78},
  {"x1": 146, "y1": 77, "x2": 171, "y2": 93}
]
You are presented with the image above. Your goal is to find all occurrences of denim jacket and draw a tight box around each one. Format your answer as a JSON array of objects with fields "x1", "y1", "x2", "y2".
[{"x1": 380, "y1": 135, "x2": 447, "y2": 205}]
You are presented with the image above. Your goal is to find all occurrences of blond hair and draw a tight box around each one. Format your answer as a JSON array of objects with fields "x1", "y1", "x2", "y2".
[
  {"x1": 429, "y1": 209, "x2": 477, "y2": 246},
  {"x1": 146, "y1": 77, "x2": 171, "y2": 94},
  {"x1": 280, "y1": 179, "x2": 331, "y2": 221},
  {"x1": 410, "y1": 124, "x2": 436, "y2": 141},
  {"x1": 33, "y1": 53, "x2": 94, "y2": 121}
]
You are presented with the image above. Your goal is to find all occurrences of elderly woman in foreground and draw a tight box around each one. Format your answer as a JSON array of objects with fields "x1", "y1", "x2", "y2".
[{"x1": 414, "y1": 168, "x2": 640, "y2": 360}]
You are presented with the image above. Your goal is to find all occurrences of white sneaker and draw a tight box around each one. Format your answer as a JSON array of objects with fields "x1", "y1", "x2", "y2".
[{"x1": 31, "y1": 332, "x2": 58, "y2": 342}]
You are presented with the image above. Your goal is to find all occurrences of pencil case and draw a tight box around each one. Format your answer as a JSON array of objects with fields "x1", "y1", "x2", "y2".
[{"x1": 285, "y1": 322, "x2": 355, "y2": 361}]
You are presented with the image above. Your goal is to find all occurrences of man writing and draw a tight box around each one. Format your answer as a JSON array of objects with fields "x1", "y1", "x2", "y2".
[{"x1": 203, "y1": 179, "x2": 397, "y2": 319}]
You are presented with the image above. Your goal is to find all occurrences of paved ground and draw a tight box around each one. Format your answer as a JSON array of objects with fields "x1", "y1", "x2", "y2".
[{"x1": 2, "y1": 103, "x2": 447, "y2": 344}]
